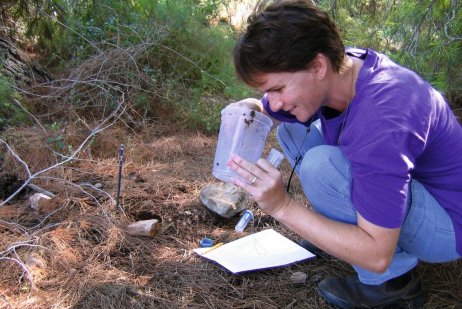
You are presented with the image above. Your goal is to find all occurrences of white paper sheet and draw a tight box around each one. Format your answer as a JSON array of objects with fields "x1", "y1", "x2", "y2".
[{"x1": 193, "y1": 229, "x2": 315, "y2": 273}]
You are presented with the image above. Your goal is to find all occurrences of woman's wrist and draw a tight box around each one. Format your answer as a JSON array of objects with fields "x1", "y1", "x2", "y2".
[{"x1": 269, "y1": 196, "x2": 293, "y2": 220}]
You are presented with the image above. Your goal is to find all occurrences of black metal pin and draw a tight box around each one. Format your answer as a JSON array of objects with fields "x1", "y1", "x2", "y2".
[{"x1": 116, "y1": 144, "x2": 124, "y2": 210}]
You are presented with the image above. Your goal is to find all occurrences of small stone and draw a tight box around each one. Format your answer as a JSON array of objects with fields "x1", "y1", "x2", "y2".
[
  {"x1": 29, "y1": 193, "x2": 61, "y2": 213},
  {"x1": 289, "y1": 271, "x2": 307, "y2": 285},
  {"x1": 25, "y1": 253, "x2": 48, "y2": 283},
  {"x1": 199, "y1": 183, "x2": 250, "y2": 218},
  {"x1": 25, "y1": 253, "x2": 47, "y2": 268},
  {"x1": 29, "y1": 193, "x2": 51, "y2": 211}
]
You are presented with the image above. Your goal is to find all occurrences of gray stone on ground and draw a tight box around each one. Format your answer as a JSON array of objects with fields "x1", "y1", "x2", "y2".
[
  {"x1": 199, "y1": 182, "x2": 249, "y2": 218},
  {"x1": 289, "y1": 271, "x2": 307, "y2": 285}
]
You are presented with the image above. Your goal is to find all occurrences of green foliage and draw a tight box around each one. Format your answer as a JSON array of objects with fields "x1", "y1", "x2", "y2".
[
  {"x1": 143, "y1": 1, "x2": 253, "y2": 131},
  {"x1": 320, "y1": 0, "x2": 462, "y2": 107},
  {"x1": 3, "y1": 0, "x2": 253, "y2": 133},
  {"x1": 135, "y1": 0, "x2": 253, "y2": 132},
  {"x1": 46, "y1": 121, "x2": 73, "y2": 154},
  {"x1": 15, "y1": 1, "x2": 461, "y2": 130},
  {"x1": 0, "y1": 75, "x2": 28, "y2": 130}
]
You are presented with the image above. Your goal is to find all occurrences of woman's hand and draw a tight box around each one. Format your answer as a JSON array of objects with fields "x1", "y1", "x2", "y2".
[
  {"x1": 227, "y1": 98, "x2": 263, "y2": 112},
  {"x1": 227, "y1": 154, "x2": 291, "y2": 217},
  {"x1": 226, "y1": 98, "x2": 280, "y2": 130}
]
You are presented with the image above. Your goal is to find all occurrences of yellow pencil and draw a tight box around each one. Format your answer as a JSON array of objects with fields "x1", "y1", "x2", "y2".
[{"x1": 202, "y1": 242, "x2": 224, "y2": 254}]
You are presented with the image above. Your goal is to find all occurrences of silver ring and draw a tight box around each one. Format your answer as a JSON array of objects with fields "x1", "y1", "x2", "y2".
[{"x1": 250, "y1": 176, "x2": 257, "y2": 185}]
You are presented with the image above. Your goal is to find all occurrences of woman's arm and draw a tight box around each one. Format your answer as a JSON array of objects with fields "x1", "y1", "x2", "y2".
[
  {"x1": 227, "y1": 154, "x2": 400, "y2": 273},
  {"x1": 273, "y1": 199, "x2": 400, "y2": 273}
]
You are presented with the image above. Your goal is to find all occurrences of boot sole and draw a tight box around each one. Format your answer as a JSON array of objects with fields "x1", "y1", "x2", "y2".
[{"x1": 317, "y1": 287, "x2": 427, "y2": 309}]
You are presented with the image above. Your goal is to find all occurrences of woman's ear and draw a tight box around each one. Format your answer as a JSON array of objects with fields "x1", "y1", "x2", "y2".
[{"x1": 310, "y1": 53, "x2": 328, "y2": 79}]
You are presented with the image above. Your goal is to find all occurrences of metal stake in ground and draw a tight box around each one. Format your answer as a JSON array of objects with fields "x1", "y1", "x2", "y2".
[{"x1": 116, "y1": 144, "x2": 124, "y2": 211}]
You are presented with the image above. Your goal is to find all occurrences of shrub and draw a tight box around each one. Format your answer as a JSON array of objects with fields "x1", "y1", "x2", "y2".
[
  {"x1": 322, "y1": 0, "x2": 462, "y2": 108},
  {"x1": 4, "y1": 0, "x2": 254, "y2": 133},
  {"x1": 0, "y1": 74, "x2": 28, "y2": 130}
]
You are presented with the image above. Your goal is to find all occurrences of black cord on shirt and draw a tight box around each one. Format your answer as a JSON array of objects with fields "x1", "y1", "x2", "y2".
[{"x1": 286, "y1": 126, "x2": 311, "y2": 192}]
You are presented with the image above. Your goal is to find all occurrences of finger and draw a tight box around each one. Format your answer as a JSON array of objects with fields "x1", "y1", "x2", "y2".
[
  {"x1": 232, "y1": 176, "x2": 258, "y2": 192},
  {"x1": 230, "y1": 154, "x2": 259, "y2": 175},
  {"x1": 228, "y1": 154, "x2": 261, "y2": 182},
  {"x1": 256, "y1": 158, "x2": 271, "y2": 170},
  {"x1": 228, "y1": 166, "x2": 259, "y2": 191},
  {"x1": 256, "y1": 158, "x2": 278, "y2": 175},
  {"x1": 230, "y1": 98, "x2": 262, "y2": 112}
]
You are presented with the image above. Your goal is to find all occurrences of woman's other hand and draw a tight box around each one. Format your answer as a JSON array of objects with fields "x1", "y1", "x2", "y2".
[
  {"x1": 227, "y1": 98, "x2": 263, "y2": 112},
  {"x1": 226, "y1": 98, "x2": 280, "y2": 129},
  {"x1": 227, "y1": 154, "x2": 290, "y2": 217}
]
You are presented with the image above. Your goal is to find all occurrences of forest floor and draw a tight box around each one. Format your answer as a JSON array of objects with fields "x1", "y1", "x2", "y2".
[{"x1": 0, "y1": 121, "x2": 461, "y2": 309}]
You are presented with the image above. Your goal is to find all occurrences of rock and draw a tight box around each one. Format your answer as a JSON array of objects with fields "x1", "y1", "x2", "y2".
[
  {"x1": 199, "y1": 183, "x2": 249, "y2": 218},
  {"x1": 25, "y1": 253, "x2": 48, "y2": 283},
  {"x1": 29, "y1": 193, "x2": 62, "y2": 213},
  {"x1": 289, "y1": 271, "x2": 307, "y2": 285},
  {"x1": 29, "y1": 193, "x2": 51, "y2": 211}
]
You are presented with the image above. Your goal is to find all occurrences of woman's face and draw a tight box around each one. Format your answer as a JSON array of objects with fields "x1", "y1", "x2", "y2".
[{"x1": 255, "y1": 69, "x2": 325, "y2": 122}]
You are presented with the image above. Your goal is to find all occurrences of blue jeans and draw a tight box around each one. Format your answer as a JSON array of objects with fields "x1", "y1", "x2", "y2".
[{"x1": 277, "y1": 122, "x2": 461, "y2": 285}]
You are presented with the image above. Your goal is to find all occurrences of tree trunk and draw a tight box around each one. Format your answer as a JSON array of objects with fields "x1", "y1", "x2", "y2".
[{"x1": 0, "y1": 37, "x2": 52, "y2": 85}]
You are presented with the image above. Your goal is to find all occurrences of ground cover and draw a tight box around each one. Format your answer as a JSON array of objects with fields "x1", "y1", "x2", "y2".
[{"x1": 0, "y1": 122, "x2": 461, "y2": 308}]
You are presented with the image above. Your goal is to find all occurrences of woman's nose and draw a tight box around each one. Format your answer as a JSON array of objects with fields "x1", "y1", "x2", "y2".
[{"x1": 268, "y1": 93, "x2": 284, "y2": 112}]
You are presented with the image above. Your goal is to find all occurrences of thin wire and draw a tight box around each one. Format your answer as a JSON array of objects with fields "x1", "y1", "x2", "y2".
[
  {"x1": 115, "y1": 144, "x2": 124, "y2": 211},
  {"x1": 286, "y1": 155, "x2": 302, "y2": 192},
  {"x1": 286, "y1": 124, "x2": 312, "y2": 192},
  {"x1": 337, "y1": 58, "x2": 357, "y2": 146},
  {"x1": 286, "y1": 58, "x2": 356, "y2": 191}
]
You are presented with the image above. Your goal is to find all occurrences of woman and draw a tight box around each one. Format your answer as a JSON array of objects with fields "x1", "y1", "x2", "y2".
[{"x1": 227, "y1": 0, "x2": 462, "y2": 308}]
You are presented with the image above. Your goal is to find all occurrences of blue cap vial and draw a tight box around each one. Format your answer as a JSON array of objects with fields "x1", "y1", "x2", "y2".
[
  {"x1": 199, "y1": 237, "x2": 214, "y2": 248},
  {"x1": 235, "y1": 210, "x2": 254, "y2": 232}
]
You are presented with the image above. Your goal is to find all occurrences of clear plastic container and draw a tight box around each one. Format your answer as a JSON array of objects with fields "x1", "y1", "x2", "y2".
[{"x1": 212, "y1": 106, "x2": 273, "y2": 183}]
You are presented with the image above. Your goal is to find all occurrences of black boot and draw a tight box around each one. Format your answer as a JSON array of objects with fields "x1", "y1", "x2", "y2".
[{"x1": 317, "y1": 269, "x2": 426, "y2": 308}]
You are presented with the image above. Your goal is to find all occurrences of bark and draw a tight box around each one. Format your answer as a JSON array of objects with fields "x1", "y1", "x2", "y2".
[{"x1": 0, "y1": 37, "x2": 52, "y2": 85}]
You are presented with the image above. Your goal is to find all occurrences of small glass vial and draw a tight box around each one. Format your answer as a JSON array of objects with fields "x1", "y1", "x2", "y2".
[
  {"x1": 266, "y1": 148, "x2": 284, "y2": 168},
  {"x1": 235, "y1": 210, "x2": 254, "y2": 233}
]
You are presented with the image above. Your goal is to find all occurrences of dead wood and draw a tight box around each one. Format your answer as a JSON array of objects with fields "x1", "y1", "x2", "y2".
[
  {"x1": 0, "y1": 37, "x2": 52, "y2": 85},
  {"x1": 126, "y1": 219, "x2": 161, "y2": 238}
]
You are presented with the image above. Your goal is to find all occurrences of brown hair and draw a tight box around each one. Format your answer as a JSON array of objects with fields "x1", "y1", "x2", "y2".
[{"x1": 233, "y1": 0, "x2": 345, "y2": 86}]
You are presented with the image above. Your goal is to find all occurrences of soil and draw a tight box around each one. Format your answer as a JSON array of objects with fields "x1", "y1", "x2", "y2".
[{"x1": 0, "y1": 124, "x2": 461, "y2": 309}]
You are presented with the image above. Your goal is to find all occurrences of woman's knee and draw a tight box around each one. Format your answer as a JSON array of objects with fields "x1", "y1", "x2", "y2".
[
  {"x1": 276, "y1": 123, "x2": 306, "y2": 162},
  {"x1": 299, "y1": 145, "x2": 351, "y2": 207}
]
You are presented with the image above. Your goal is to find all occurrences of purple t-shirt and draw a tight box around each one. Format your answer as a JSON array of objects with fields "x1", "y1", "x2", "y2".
[{"x1": 263, "y1": 48, "x2": 462, "y2": 255}]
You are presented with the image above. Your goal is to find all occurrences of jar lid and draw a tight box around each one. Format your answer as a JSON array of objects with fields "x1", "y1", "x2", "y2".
[{"x1": 199, "y1": 237, "x2": 214, "y2": 248}]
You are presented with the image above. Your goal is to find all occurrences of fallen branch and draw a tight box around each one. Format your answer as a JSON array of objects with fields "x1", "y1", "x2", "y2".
[
  {"x1": 26, "y1": 184, "x2": 56, "y2": 198},
  {"x1": 0, "y1": 95, "x2": 126, "y2": 207},
  {"x1": 126, "y1": 219, "x2": 161, "y2": 238}
]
